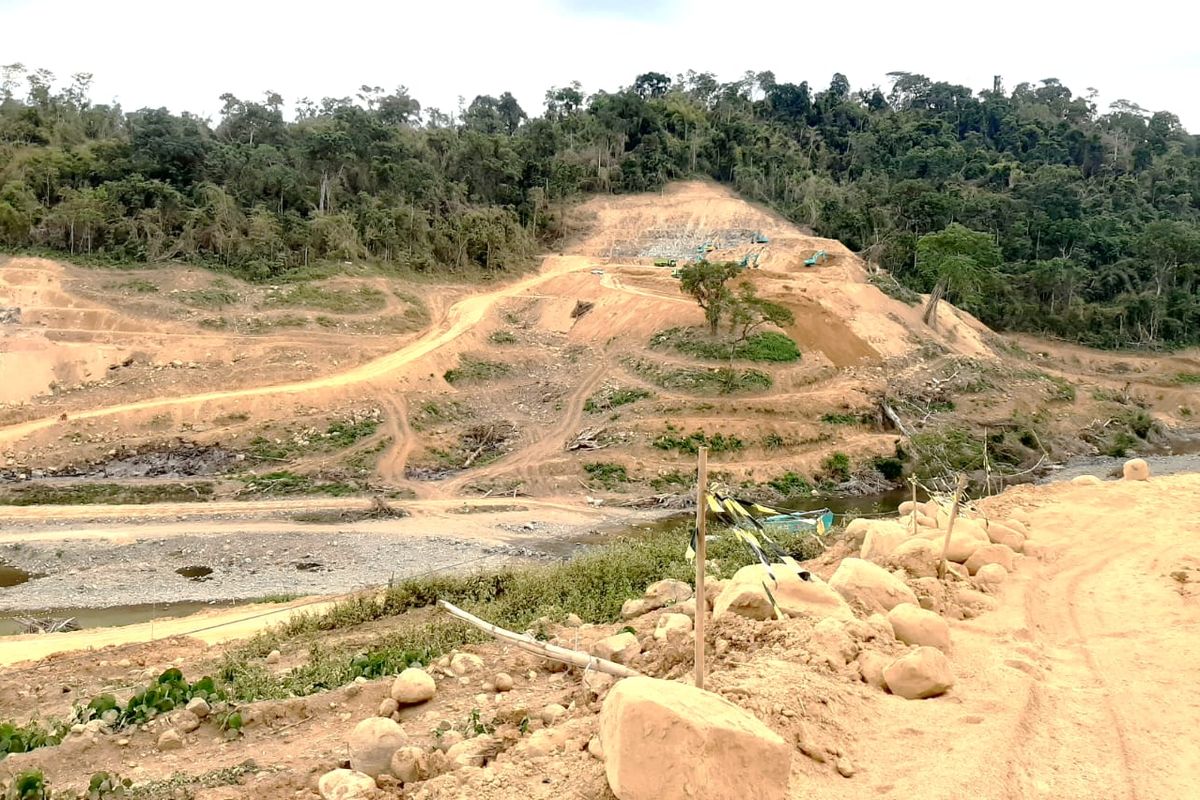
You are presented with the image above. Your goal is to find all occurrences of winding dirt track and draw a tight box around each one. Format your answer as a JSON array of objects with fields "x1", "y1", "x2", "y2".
[{"x1": 0, "y1": 256, "x2": 591, "y2": 446}]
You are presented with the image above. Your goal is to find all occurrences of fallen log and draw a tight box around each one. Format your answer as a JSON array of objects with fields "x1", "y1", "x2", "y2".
[{"x1": 437, "y1": 600, "x2": 640, "y2": 678}]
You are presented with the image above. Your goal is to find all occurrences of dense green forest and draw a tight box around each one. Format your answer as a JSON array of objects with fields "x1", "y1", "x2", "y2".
[{"x1": 1, "y1": 66, "x2": 1197, "y2": 347}]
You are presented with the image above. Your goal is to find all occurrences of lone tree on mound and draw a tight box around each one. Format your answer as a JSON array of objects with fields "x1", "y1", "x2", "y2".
[
  {"x1": 679, "y1": 260, "x2": 740, "y2": 335},
  {"x1": 728, "y1": 283, "x2": 794, "y2": 346},
  {"x1": 915, "y1": 223, "x2": 1000, "y2": 328}
]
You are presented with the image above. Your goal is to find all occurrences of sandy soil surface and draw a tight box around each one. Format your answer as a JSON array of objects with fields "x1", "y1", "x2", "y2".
[{"x1": 1, "y1": 471, "x2": 1195, "y2": 800}]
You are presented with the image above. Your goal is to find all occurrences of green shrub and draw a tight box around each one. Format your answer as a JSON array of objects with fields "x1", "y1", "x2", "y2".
[
  {"x1": 584, "y1": 386, "x2": 651, "y2": 413},
  {"x1": 263, "y1": 284, "x2": 387, "y2": 313},
  {"x1": 0, "y1": 722, "x2": 67, "y2": 758},
  {"x1": 628, "y1": 358, "x2": 771, "y2": 394},
  {"x1": 767, "y1": 471, "x2": 811, "y2": 496},
  {"x1": 488, "y1": 330, "x2": 518, "y2": 345},
  {"x1": 235, "y1": 471, "x2": 362, "y2": 497},
  {"x1": 820, "y1": 452, "x2": 852, "y2": 482},
  {"x1": 583, "y1": 462, "x2": 629, "y2": 489},
  {"x1": 652, "y1": 428, "x2": 744, "y2": 455},
  {"x1": 1, "y1": 770, "x2": 48, "y2": 800},
  {"x1": 1103, "y1": 431, "x2": 1137, "y2": 457},
  {"x1": 444, "y1": 356, "x2": 511, "y2": 385},
  {"x1": 0, "y1": 483, "x2": 214, "y2": 506},
  {"x1": 649, "y1": 327, "x2": 800, "y2": 363},
  {"x1": 820, "y1": 411, "x2": 869, "y2": 425},
  {"x1": 1174, "y1": 373, "x2": 1200, "y2": 385}
]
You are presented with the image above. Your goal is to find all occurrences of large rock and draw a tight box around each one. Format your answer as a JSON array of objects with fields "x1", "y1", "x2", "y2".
[
  {"x1": 844, "y1": 518, "x2": 871, "y2": 547},
  {"x1": 348, "y1": 717, "x2": 408, "y2": 778},
  {"x1": 714, "y1": 564, "x2": 852, "y2": 621},
  {"x1": 810, "y1": 618, "x2": 858, "y2": 667},
  {"x1": 964, "y1": 543, "x2": 1016, "y2": 575},
  {"x1": 318, "y1": 769, "x2": 376, "y2": 800},
  {"x1": 389, "y1": 746, "x2": 431, "y2": 783},
  {"x1": 599, "y1": 677, "x2": 791, "y2": 800},
  {"x1": 859, "y1": 521, "x2": 909, "y2": 562},
  {"x1": 157, "y1": 729, "x2": 184, "y2": 751},
  {"x1": 919, "y1": 518, "x2": 988, "y2": 563},
  {"x1": 184, "y1": 697, "x2": 210, "y2": 718},
  {"x1": 1123, "y1": 458, "x2": 1150, "y2": 481},
  {"x1": 1071, "y1": 474, "x2": 1103, "y2": 486},
  {"x1": 829, "y1": 558, "x2": 918, "y2": 613},
  {"x1": 886, "y1": 538, "x2": 940, "y2": 578},
  {"x1": 390, "y1": 668, "x2": 436, "y2": 705},
  {"x1": 887, "y1": 603, "x2": 951, "y2": 652},
  {"x1": 621, "y1": 598, "x2": 652, "y2": 619},
  {"x1": 882, "y1": 647, "x2": 955, "y2": 699},
  {"x1": 974, "y1": 563, "x2": 1008, "y2": 592},
  {"x1": 986, "y1": 522, "x2": 1026, "y2": 553},
  {"x1": 857, "y1": 651, "x2": 890, "y2": 690},
  {"x1": 449, "y1": 653, "x2": 484, "y2": 676},
  {"x1": 654, "y1": 613, "x2": 693, "y2": 642},
  {"x1": 644, "y1": 579, "x2": 693, "y2": 609},
  {"x1": 446, "y1": 735, "x2": 501, "y2": 768},
  {"x1": 592, "y1": 632, "x2": 641, "y2": 664}
]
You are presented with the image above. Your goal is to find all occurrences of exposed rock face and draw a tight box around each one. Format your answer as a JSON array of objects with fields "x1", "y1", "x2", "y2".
[
  {"x1": 829, "y1": 558, "x2": 918, "y2": 613},
  {"x1": 599, "y1": 677, "x2": 791, "y2": 800},
  {"x1": 883, "y1": 646, "x2": 955, "y2": 699}
]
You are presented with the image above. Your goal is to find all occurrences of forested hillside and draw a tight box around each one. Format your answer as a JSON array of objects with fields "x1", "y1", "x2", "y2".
[{"x1": 1, "y1": 66, "x2": 1197, "y2": 347}]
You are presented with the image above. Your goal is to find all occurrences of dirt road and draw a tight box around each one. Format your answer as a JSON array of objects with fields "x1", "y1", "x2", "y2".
[{"x1": 0, "y1": 256, "x2": 592, "y2": 446}]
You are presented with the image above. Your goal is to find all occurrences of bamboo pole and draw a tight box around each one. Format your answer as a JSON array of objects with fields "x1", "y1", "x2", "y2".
[
  {"x1": 437, "y1": 600, "x2": 640, "y2": 678},
  {"x1": 694, "y1": 446, "x2": 709, "y2": 690},
  {"x1": 936, "y1": 475, "x2": 969, "y2": 579}
]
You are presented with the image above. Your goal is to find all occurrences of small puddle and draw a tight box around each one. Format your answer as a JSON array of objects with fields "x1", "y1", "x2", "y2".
[
  {"x1": 0, "y1": 600, "x2": 241, "y2": 636},
  {"x1": 0, "y1": 563, "x2": 32, "y2": 588},
  {"x1": 175, "y1": 565, "x2": 213, "y2": 581}
]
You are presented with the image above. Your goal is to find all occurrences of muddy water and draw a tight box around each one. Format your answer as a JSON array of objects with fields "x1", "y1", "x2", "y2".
[
  {"x1": 0, "y1": 600, "x2": 241, "y2": 636},
  {"x1": 0, "y1": 562, "x2": 32, "y2": 588}
]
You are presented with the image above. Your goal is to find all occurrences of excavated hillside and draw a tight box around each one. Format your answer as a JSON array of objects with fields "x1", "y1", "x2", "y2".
[{"x1": 6, "y1": 180, "x2": 1191, "y2": 515}]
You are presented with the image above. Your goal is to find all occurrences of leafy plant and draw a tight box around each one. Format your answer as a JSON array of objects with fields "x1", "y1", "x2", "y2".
[
  {"x1": 584, "y1": 386, "x2": 651, "y2": 413},
  {"x1": 583, "y1": 462, "x2": 629, "y2": 489},
  {"x1": 444, "y1": 356, "x2": 512, "y2": 385},
  {"x1": 767, "y1": 471, "x2": 811, "y2": 496},
  {"x1": 820, "y1": 452, "x2": 852, "y2": 482},
  {"x1": 652, "y1": 428, "x2": 744, "y2": 455}
]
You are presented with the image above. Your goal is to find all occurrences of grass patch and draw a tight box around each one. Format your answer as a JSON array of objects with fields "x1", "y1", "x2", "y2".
[
  {"x1": 652, "y1": 426, "x2": 744, "y2": 455},
  {"x1": 584, "y1": 386, "x2": 652, "y2": 413},
  {"x1": 650, "y1": 327, "x2": 800, "y2": 363},
  {"x1": 263, "y1": 284, "x2": 387, "y2": 314},
  {"x1": 627, "y1": 358, "x2": 771, "y2": 395},
  {"x1": 214, "y1": 521, "x2": 824, "y2": 702},
  {"x1": 411, "y1": 399, "x2": 471, "y2": 431},
  {"x1": 179, "y1": 286, "x2": 239, "y2": 308},
  {"x1": 444, "y1": 356, "x2": 512, "y2": 385},
  {"x1": 583, "y1": 462, "x2": 629, "y2": 489},
  {"x1": 767, "y1": 471, "x2": 811, "y2": 496},
  {"x1": 820, "y1": 452, "x2": 852, "y2": 482},
  {"x1": 488, "y1": 330, "x2": 518, "y2": 345},
  {"x1": 109, "y1": 278, "x2": 159, "y2": 293},
  {"x1": 235, "y1": 471, "x2": 363, "y2": 497},
  {"x1": 1174, "y1": 372, "x2": 1200, "y2": 385},
  {"x1": 0, "y1": 482, "x2": 214, "y2": 506},
  {"x1": 247, "y1": 416, "x2": 381, "y2": 461},
  {"x1": 820, "y1": 411, "x2": 872, "y2": 425}
]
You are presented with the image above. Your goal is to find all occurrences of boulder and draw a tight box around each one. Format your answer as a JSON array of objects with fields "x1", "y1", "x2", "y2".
[
  {"x1": 866, "y1": 613, "x2": 894, "y2": 640},
  {"x1": 829, "y1": 558, "x2": 918, "y2": 613},
  {"x1": 857, "y1": 651, "x2": 890, "y2": 690},
  {"x1": 844, "y1": 518, "x2": 871, "y2": 546},
  {"x1": 898, "y1": 500, "x2": 918, "y2": 516},
  {"x1": 944, "y1": 562, "x2": 969, "y2": 581},
  {"x1": 592, "y1": 632, "x2": 641, "y2": 664},
  {"x1": 541, "y1": 703, "x2": 567, "y2": 725},
  {"x1": 886, "y1": 537, "x2": 940, "y2": 578},
  {"x1": 318, "y1": 769, "x2": 376, "y2": 800},
  {"x1": 1123, "y1": 458, "x2": 1150, "y2": 481},
  {"x1": 174, "y1": 710, "x2": 201, "y2": 733},
  {"x1": 714, "y1": 563, "x2": 852, "y2": 621},
  {"x1": 620, "y1": 598, "x2": 651, "y2": 620},
  {"x1": 348, "y1": 717, "x2": 408, "y2": 778},
  {"x1": 955, "y1": 587, "x2": 999, "y2": 618},
  {"x1": 447, "y1": 735, "x2": 501, "y2": 768},
  {"x1": 391, "y1": 668, "x2": 436, "y2": 705},
  {"x1": 916, "y1": 514, "x2": 938, "y2": 529},
  {"x1": 378, "y1": 698, "x2": 399, "y2": 718},
  {"x1": 582, "y1": 671, "x2": 616, "y2": 702},
  {"x1": 389, "y1": 746, "x2": 430, "y2": 783},
  {"x1": 449, "y1": 653, "x2": 484, "y2": 676},
  {"x1": 157, "y1": 729, "x2": 184, "y2": 751},
  {"x1": 1071, "y1": 474, "x2": 1103, "y2": 486},
  {"x1": 859, "y1": 521, "x2": 910, "y2": 562},
  {"x1": 654, "y1": 613, "x2": 693, "y2": 642},
  {"x1": 184, "y1": 697, "x2": 210, "y2": 718},
  {"x1": 964, "y1": 543, "x2": 1015, "y2": 575},
  {"x1": 882, "y1": 647, "x2": 955, "y2": 699},
  {"x1": 1005, "y1": 518, "x2": 1030, "y2": 537},
  {"x1": 492, "y1": 672, "x2": 514, "y2": 692},
  {"x1": 974, "y1": 563, "x2": 1008, "y2": 592},
  {"x1": 599, "y1": 677, "x2": 791, "y2": 800},
  {"x1": 986, "y1": 522, "x2": 1026, "y2": 553},
  {"x1": 887, "y1": 603, "x2": 951, "y2": 652},
  {"x1": 644, "y1": 579, "x2": 693, "y2": 609},
  {"x1": 810, "y1": 618, "x2": 858, "y2": 667},
  {"x1": 265, "y1": 649, "x2": 281, "y2": 665}
]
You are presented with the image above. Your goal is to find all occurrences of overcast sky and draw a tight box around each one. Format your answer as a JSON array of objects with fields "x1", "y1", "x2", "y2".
[{"x1": 2, "y1": 0, "x2": 1197, "y2": 130}]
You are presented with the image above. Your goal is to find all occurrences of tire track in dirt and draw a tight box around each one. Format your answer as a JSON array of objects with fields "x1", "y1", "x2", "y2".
[
  {"x1": 377, "y1": 395, "x2": 416, "y2": 489},
  {"x1": 0, "y1": 257, "x2": 591, "y2": 446}
]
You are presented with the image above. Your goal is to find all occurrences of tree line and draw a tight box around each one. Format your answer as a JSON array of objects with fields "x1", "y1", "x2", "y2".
[{"x1": 1, "y1": 65, "x2": 1197, "y2": 347}]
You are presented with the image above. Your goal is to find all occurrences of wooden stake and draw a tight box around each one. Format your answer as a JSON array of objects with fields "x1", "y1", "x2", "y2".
[
  {"x1": 438, "y1": 600, "x2": 640, "y2": 678},
  {"x1": 937, "y1": 474, "x2": 969, "y2": 579},
  {"x1": 909, "y1": 475, "x2": 918, "y2": 537},
  {"x1": 694, "y1": 447, "x2": 709, "y2": 689}
]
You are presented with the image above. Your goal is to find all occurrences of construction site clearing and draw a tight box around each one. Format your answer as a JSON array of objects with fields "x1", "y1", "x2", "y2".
[{"x1": 0, "y1": 180, "x2": 1199, "y2": 799}]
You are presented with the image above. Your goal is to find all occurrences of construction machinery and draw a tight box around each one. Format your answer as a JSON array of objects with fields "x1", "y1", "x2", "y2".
[
  {"x1": 653, "y1": 258, "x2": 677, "y2": 267},
  {"x1": 752, "y1": 232, "x2": 770, "y2": 244},
  {"x1": 804, "y1": 249, "x2": 829, "y2": 267}
]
